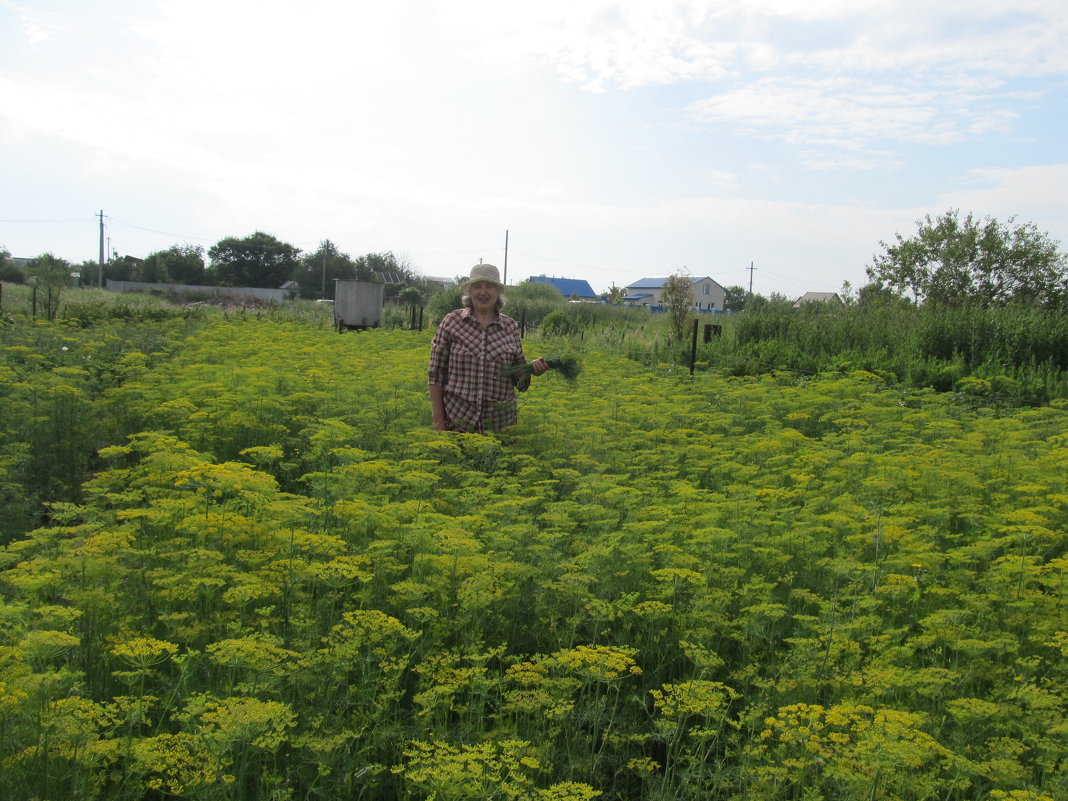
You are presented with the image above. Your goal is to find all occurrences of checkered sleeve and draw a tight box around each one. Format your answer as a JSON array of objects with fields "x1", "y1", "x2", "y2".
[{"x1": 427, "y1": 313, "x2": 453, "y2": 387}]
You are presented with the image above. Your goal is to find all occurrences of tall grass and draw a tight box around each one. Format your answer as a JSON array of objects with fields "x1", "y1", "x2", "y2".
[{"x1": 534, "y1": 301, "x2": 1068, "y2": 404}]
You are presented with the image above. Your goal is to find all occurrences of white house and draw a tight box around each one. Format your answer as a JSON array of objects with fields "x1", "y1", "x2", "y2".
[{"x1": 624, "y1": 276, "x2": 726, "y2": 311}]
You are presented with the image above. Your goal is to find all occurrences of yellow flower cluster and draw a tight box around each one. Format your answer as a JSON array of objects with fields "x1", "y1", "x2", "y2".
[
  {"x1": 552, "y1": 645, "x2": 642, "y2": 683},
  {"x1": 19, "y1": 629, "x2": 80, "y2": 663},
  {"x1": 534, "y1": 781, "x2": 602, "y2": 800},
  {"x1": 197, "y1": 696, "x2": 296, "y2": 750},
  {"x1": 128, "y1": 732, "x2": 229, "y2": 795},
  {"x1": 650, "y1": 680, "x2": 739, "y2": 720},
  {"x1": 393, "y1": 738, "x2": 541, "y2": 799},
  {"x1": 206, "y1": 636, "x2": 298, "y2": 676},
  {"x1": 109, "y1": 636, "x2": 179, "y2": 668}
]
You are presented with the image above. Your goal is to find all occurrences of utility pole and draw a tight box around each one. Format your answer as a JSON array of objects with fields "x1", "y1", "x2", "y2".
[
  {"x1": 98, "y1": 209, "x2": 106, "y2": 287},
  {"x1": 503, "y1": 229, "x2": 509, "y2": 286},
  {"x1": 747, "y1": 261, "x2": 756, "y2": 296}
]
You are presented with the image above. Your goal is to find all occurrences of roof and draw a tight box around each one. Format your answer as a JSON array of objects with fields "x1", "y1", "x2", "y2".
[
  {"x1": 528, "y1": 276, "x2": 598, "y2": 298},
  {"x1": 627, "y1": 276, "x2": 719, "y2": 289},
  {"x1": 793, "y1": 291, "x2": 844, "y2": 308}
]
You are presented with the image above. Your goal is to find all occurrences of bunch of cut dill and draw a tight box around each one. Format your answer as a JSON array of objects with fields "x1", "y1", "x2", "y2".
[{"x1": 500, "y1": 353, "x2": 582, "y2": 384}]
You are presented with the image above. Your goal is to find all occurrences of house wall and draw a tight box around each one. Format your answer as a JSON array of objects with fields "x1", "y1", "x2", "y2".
[
  {"x1": 627, "y1": 278, "x2": 726, "y2": 310},
  {"x1": 691, "y1": 278, "x2": 726, "y2": 310}
]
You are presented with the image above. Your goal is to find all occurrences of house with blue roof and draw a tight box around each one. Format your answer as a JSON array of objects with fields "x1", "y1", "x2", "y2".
[
  {"x1": 527, "y1": 276, "x2": 600, "y2": 302},
  {"x1": 624, "y1": 276, "x2": 725, "y2": 311}
]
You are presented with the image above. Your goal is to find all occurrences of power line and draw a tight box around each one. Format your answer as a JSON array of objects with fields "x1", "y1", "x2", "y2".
[
  {"x1": 0, "y1": 217, "x2": 95, "y2": 224},
  {"x1": 108, "y1": 219, "x2": 216, "y2": 242}
]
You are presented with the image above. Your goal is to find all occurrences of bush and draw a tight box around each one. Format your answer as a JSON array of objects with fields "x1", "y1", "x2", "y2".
[
  {"x1": 427, "y1": 286, "x2": 463, "y2": 324},
  {"x1": 505, "y1": 283, "x2": 565, "y2": 328},
  {"x1": 0, "y1": 260, "x2": 24, "y2": 283}
]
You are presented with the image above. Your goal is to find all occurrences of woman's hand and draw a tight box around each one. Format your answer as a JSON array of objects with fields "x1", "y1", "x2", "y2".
[{"x1": 531, "y1": 357, "x2": 549, "y2": 376}]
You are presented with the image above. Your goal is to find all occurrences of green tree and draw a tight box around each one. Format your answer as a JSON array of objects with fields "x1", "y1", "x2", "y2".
[
  {"x1": 604, "y1": 283, "x2": 626, "y2": 304},
  {"x1": 296, "y1": 240, "x2": 357, "y2": 299},
  {"x1": 397, "y1": 285, "x2": 424, "y2": 306},
  {"x1": 208, "y1": 232, "x2": 301, "y2": 288},
  {"x1": 661, "y1": 270, "x2": 694, "y2": 342},
  {"x1": 856, "y1": 281, "x2": 908, "y2": 308},
  {"x1": 354, "y1": 251, "x2": 415, "y2": 301},
  {"x1": 26, "y1": 253, "x2": 73, "y2": 320},
  {"x1": 355, "y1": 251, "x2": 412, "y2": 283},
  {"x1": 103, "y1": 255, "x2": 134, "y2": 282},
  {"x1": 867, "y1": 209, "x2": 1068, "y2": 307},
  {"x1": 141, "y1": 245, "x2": 206, "y2": 285},
  {"x1": 427, "y1": 283, "x2": 463, "y2": 323},
  {"x1": 0, "y1": 246, "x2": 22, "y2": 282},
  {"x1": 723, "y1": 285, "x2": 747, "y2": 311},
  {"x1": 507, "y1": 279, "x2": 565, "y2": 327}
]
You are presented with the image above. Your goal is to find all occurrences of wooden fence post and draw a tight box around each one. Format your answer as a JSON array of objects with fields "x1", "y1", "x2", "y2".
[{"x1": 689, "y1": 318, "x2": 699, "y2": 375}]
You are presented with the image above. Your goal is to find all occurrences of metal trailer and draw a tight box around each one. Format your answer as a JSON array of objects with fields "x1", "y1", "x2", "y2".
[{"x1": 332, "y1": 279, "x2": 384, "y2": 331}]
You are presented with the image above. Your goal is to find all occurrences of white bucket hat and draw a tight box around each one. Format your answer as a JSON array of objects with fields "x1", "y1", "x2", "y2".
[{"x1": 462, "y1": 263, "x2": 505, "y2": 292}]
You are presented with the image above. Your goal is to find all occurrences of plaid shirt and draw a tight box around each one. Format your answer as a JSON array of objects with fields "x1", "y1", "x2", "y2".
[{"x1": 428, "y1": 308, "x2": 530, "y2": 402}]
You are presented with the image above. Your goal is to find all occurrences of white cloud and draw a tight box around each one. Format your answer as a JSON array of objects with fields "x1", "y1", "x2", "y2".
[
  {"x1": 533, "y1": 1, "x2": 1068, "y2": 89},
  {"x1": 938, "y1": 164, "x2": 1068, "y2": 241},
  {"x1": 2, "y1": 0, "x2": 1066, "y2": 299},
  {"x1": 686, "y1": 76, "x2": 1020, "y2": 151},
  {"x1": 1, "y1": 0, "x2": 56, "y2": 47}
]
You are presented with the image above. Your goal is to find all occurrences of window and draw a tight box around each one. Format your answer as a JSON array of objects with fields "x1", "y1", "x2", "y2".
[{"x1": 703, "y1": 283, "x2": 710, "y2": 294}]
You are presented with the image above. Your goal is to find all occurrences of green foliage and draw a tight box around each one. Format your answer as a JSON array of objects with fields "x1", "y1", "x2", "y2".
[
  {"x1": 868, "y1": 209, "x2": 1068, "y2": 308},
  {"x1": 295, "y1": 240, "x2": 358, "y2": 299},
  {"x1": 661, "y1": 270, "x2": 694, "y2": 342},
  {"x1": 428, "y1": 285, "x2": 463, "y2": 323},
  {"x1": 506, "y1": 280, "x2": 566, "y2": 328},
  {"x1": 25, "y1": 253, "x2": 74, "y2": 320},
  {"x1": 356, "y1": 251, "x2": 413, "y2": 285},
  {"x1": 140, "y1": 245, "x2": 206, "y2": 285},
  {"x1": 604, "y1": 283, "x2": 626, "y2": 304},
  {"x1": 539, "y1": 310, "x2": 574, "y2": 337},
  {"x1": 500, "y1": 353, "x2": 582, "y2": 384},
  {"x1": 723, "y1": 285, "x2": 747, "y2": 311},
  {"x1": 0, "y1": 246, "x2": 21, "y2": 282},
  {"x1": 1, "y1": 313, "x2": 1065, "y2": 800},
  {"x1": 397, "y1": 285, "x2": 424, "y2": 306},
  {"x1": 208, "y1": 231, "x2": 301, "y2": 288},
  {"x1": 563, "y1": 300, "x2": 1068, "y2": 405}
]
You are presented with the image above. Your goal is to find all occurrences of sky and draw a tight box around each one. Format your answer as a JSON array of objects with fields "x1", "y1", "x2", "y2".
[{"x1": 2, "y1": 0, "x2": 1066, "y2": 298}]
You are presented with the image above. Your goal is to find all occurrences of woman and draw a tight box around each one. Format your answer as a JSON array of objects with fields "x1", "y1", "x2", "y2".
[{"x1": 428, "y1": 264, "x2": 547, "y2": 433}]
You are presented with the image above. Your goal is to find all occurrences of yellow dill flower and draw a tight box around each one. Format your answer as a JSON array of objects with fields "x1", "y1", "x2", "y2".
[
  {"x1": 536, "y1": 781, "x2": 602, "y2": 800},
  {"x1": 394, "y1": 738, "x2": 541, "y2": 798},
  {"x1": 20, "y1": 629, "x2": 80, "y2": 663},
  {"x1": 552, "y1": 644, "x2": 642, "y2": 682},
  {"x1": 130, "y1": 732, "x2": 226, "y2": 795},
  {"x1": 110, "y1": 636, "x2": 179, "y2": 668},
  {"x1": 206, "y1": 636, "x2": 298, "y2": 676},
  {"x1": 650, "y1": 680, "x2": 739, "y2": 720},
  {"x1": 626, "y1": 757, "x2": 661, "y2": 774},
  {"x1": 198, "y1": 697, "x2": 296, "y2": 750}
]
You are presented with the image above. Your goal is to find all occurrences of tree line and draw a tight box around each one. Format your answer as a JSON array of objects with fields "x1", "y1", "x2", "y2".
[
  {"x1": 3, "y1": 209, "x2": 1066, "y2": 312},
  {"x1": 0, "y1": 232, "x2": 435, "y2": 305}
]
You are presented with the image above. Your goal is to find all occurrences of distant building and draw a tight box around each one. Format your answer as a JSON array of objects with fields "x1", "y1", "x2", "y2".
[
  {"x1": 624, "y1": 276, "x2": 726, "y2": 310},
  {"x1": 528, "y1": 276, "x2": 599, "y2": 301},
  {"x1": 793, "y1": 292, "x2": 844, "y2": 308},
  {"x1": 423, "y1": 276, "x2": 457, "y2": 290}
]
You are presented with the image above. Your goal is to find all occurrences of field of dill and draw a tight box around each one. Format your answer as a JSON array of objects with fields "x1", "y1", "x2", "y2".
[{"x1": 1, "y1": 310, "x2": 1066, "y2": 801}]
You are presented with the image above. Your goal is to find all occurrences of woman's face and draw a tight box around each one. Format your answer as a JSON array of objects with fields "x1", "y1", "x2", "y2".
[{"x1": 469, "y1": 280, "x2": 500, "y2": 313}]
